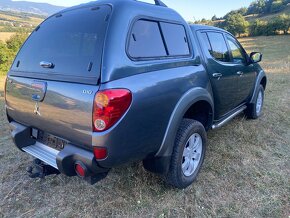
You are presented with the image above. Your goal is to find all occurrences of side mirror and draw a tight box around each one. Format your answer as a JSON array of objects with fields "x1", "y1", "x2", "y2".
[{"x1": 250, "y1": 52, "x2": 263, "y2": 63}]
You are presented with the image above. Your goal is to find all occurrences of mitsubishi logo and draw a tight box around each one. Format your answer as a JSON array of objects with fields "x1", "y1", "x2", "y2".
[{"x1": 34, "y1": 102, "x2": 41, "y2": 116}]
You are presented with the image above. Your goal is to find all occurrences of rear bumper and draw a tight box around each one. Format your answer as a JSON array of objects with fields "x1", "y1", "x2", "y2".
[{"x1": 9, "y1": 121, "x2": 109, "y2": 178}]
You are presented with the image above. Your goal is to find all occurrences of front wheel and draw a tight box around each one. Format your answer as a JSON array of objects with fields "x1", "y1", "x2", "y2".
[
  {"x1": 246, "y1": 85, "x2": 264, "y2": 119},
  {"x1": 164, "y1": 119, "x2": 206, "y2": 189}
]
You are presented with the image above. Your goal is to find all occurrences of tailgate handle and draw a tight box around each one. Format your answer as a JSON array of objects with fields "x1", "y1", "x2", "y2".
[
  {"x1": 237, "y1": 71, "x2": 244, "y2": 76},
  {"x1": 40, "y1": 61, "x2": 54, "y2": 69},
  {"x1": 212, "y1": 73, "x2": 223, "y2": 78}
]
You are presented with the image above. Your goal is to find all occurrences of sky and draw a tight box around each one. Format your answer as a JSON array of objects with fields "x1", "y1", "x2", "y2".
[{"x1": 13, "y1": 0, "x2": 254, "y2": 21}]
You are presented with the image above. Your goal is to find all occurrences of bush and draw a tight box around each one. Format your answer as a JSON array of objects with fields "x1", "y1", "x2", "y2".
[
  {"x1": 249, "y1": 20, "x2": 268, "y2": 35},
  {"x1": 0, "y1": 33, "x2": 28, "y2": 75},
  {"x1": 276, "y1": 13, "x2": 290, "y2": 34},
  {"x1": 6, "y1": 33, "x2": 28, "y2": 52},
  {"x1": 249, "y1": 14, "x2": 290, "y2": 36}
]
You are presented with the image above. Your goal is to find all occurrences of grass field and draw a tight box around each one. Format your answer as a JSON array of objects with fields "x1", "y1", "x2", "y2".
[
  {"x1": 0, "y1": 10, "x2": 44, "y2": 26},
  {"x1": 0, "y1": 35, "x2": 289, "y2": 217},
  {"x1": 0, "y1": 32, "x2": 15, "y2": 42},
  {"x1": 0, "y1": 13, "x2": 42, "y2": 26},
  {"x1": 0, "y1": 11, "x2": 43, "y2": 40}
]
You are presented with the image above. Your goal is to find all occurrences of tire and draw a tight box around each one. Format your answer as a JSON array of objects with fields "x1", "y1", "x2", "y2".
[
  {"x1": 164, "y1": 119, "x2": 207, "y2": 189},
  {"x1": 246, "y1": 85, "x2": 264, "y2": 119}
]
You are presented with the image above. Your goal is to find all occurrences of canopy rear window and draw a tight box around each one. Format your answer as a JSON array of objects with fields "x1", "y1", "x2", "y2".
[{"x1": 12, "y1": 5, "x2": 111, "y2": 82}]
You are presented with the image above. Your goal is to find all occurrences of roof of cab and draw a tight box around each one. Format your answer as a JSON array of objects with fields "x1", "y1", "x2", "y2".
[
  {"x1": 190, "y1": 24, "x2": 226, "y2": 32},
  {"x1": 57, "y1": 0, "x2": 185, "y2": 23}
]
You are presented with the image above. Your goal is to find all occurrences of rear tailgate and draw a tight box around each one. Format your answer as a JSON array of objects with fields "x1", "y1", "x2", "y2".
[
  {"x1": 5, "y1": 5, "x2": 112, "y2": 149},
  {"x1": 5, "y1": 76, "x2": 98, "y2": 149}
]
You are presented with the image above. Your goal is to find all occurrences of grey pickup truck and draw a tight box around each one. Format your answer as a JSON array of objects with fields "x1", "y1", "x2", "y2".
[{"x1": 4, "y1": 0, "x2": 266, "y2": 188}]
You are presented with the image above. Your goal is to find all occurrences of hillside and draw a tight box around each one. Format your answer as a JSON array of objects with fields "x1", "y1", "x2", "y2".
[
  {"x1": 245, "y1": 4, "x2": 290, "y2": 22},
  {"x1": 0, "y1": 10, "x2": 44, "y2": 34},
  {"x1": 212, "y1": 4, "x2": 290, "y2": 25},
  {"x1": 0, "y1": 0, "x2": 65, "y2": 16}
]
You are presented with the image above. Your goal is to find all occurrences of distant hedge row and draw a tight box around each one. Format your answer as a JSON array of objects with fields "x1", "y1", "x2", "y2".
[
  {"x1": 191, "y1": 0, "x2": 290, "y2": 37},
  {"x1": 192, "y1": 13, "x2": 290, "y2": 37},
  {"x1": 249, "y1": 14, "x2": 290, "y2": 35},
  {"x1": 222, "y1": 13, "x2": 290, "y2": 37},
  {"x1": 213, "y1": 0, "x2": 289, "y2": 20}
]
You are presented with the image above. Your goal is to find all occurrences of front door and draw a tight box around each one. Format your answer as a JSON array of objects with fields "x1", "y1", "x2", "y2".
[
  {"x1": 198, "y1": 31, "x2": 241, "y2": 119},
  {"x1": 225, "y1": 34, "x2": 257, "y2": 105}
]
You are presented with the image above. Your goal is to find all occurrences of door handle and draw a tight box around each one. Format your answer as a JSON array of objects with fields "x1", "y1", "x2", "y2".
[
  {"x1": 40, "y1": 61, "x2": 54, "y2": 69},
  {"x1": 212, "y1": 73, "x2": 223, "y2": 78},
  {"x1": 237, "y1": 71, "x2": 244, "y2": 76}
]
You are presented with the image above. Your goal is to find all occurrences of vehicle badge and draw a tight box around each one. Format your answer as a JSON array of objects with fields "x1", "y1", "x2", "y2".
[{"x1": 34, "y1": 102, "x2": 41, "y2": 116}]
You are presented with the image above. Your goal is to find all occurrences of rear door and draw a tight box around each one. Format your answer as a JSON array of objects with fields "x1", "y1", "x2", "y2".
[
  {"x1": 198, "y1": 31, "x2": 240, "y2": 119},
  {"x1": 5, "y1": 5, "x2": 112, "y2": 149}
]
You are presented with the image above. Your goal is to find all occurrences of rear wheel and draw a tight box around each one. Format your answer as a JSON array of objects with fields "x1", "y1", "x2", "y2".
[
  {"x1": 246, "y1": 85, "x2": 264, "y2": 119},
  {"x1": 165, "y1": 119, "x2": 206, "y2": 189}
]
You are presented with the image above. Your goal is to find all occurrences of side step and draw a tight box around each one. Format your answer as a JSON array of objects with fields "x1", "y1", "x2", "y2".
[
  {"x1": 212, "y1": 105, "x2": 247, "y2": 129},
  {"x1": 22, "y1": 142, "x2": 59, "y2": 169}
]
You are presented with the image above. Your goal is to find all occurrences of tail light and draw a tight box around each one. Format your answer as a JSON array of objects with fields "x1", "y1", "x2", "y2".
[{"x1": 93, "y1": 89, "x2": 132, "y2": 132}]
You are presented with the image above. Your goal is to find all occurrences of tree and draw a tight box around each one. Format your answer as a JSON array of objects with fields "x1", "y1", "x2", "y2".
[
  {"x1": 0, "y1": 33, "x2": 28, "y2": 75},
  {"x1": 265, "y1": 0, "x2": 274, "y2": 13},
  {"x1": 224, "y1": 13, "x2": 249, "y2": 37},
  {"x1": 273, "y1": 14, "x2": 290, "y2": 34},
  {"x1": 249, "y1": 20, "x2": 267, "y2": 36},
  {"x1": 194, "y1": 18, "x2": 214, "y2": 26},
  {"x1": 247, "y1": 0, "x2": 287, "y2": 15},
  {"x1": 224, "y1": 11, "x2": 238, "y2": 19},
  {"x1": 247, "y1": 0, "x2": 267, "y2": 14},
  {"x1": 237, "y1": 7, "x2": 248, "y2": 16},
  {"x1": 0, "y1": 41, "x2": 13, "y2": 74},
  {"x1": 6, "y1": 33, "x2": 28, "y2": 52},
  {"x1": 211, "y1": 15, "x2": 218, "y2": 21},
  {"x1": 270, "y1": 0, "x2": 286, "y2": 12}
]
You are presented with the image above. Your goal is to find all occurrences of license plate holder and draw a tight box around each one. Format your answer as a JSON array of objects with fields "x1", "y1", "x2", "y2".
[{"x1": 35, "y1": 130, "x2": 68, "y2": 151}]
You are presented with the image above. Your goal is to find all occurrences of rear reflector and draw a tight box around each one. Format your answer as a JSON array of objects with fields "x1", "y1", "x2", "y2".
[
  {"x1": 93, "y1": 147, "x2": 107, "y2": 160},
  {"x1": 75, "y1": 163, "x2": 86, "y2": 177}
]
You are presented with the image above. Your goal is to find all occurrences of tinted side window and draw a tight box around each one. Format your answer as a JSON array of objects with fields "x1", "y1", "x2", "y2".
[
  {"x1": 207, "y1": 32, "x2": 230, "y2": 62},
  {"x1": 128, "y1": 20, "x2": 167, "y2": 58},
  {"x1": 226, "y1": 36, "x2": 247, "y2": 64},
  {"x1": 201, "y1": 32, "x2": 212, "y2": 52},
  {"x1": 160, "y1": 22, "x2": 190, "y2": 56}
]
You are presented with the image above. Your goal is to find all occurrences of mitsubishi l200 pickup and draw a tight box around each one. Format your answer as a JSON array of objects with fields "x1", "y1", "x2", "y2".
[{"x1": 5, "y1": 0, "x2": 266, "y2": 188}]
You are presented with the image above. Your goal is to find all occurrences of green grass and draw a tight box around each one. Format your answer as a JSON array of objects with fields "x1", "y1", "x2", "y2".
[{"x1": 0, "y1": 35, "x2": 289, "y2": 217}]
